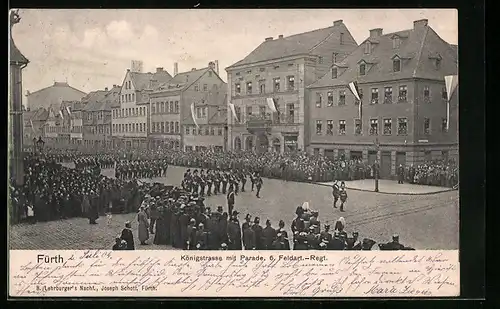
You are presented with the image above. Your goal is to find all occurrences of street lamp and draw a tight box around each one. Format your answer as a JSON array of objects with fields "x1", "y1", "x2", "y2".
[{"x1": 374, "y1": 138, "x2": 380, "y2": 192}]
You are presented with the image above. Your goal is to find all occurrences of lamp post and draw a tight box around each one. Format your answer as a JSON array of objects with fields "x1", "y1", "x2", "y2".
[{"x1": 374, "y1": 138, "x2": 380, "y2": 192}]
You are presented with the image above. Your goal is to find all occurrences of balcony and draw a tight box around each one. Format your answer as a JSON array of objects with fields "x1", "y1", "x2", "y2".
[{"x1": 246, "y1": 115, "x2": 273, "y2": 134}]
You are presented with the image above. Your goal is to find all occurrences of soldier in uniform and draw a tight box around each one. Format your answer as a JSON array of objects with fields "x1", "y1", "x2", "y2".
[
  {"x1": 397, "y1": 164, "x2": 405, "y2": 184},
  {"x1": 252, "y1": 217, "x2": 264, "y2": 250},
  {"x1": 380, "y1": 234, "x2": 405, "y2": 250},
  {"x1": 242, "y1": 219, "x2": 256, "y2": 250},
  {"x1": 206, "y1": 170, "x2": 213, "y2": 196},
  {"x1": 339, "y1": 182, "x2": 348, "y2": 212},
  {"x1": 255, "y1": 173, "x2": 263, "y2": 198},
  {"x1": 319, "y1": 224, "x2": 333, "y2": 247},
  {"x1": 227, "y1": 187, "x2": 235, "y2": 215},
  {"x1": 199, "y1": 170, "x2": 206, "y2": 197},
  {"x1": 332, "y1": 180, "x2": 340, "y2": 209},
  {"x1": 331, "y1": 231, "x2": 346, "y2": 250},
  {"x1": 262, "y1": 219, "x2": 277, "y2": 250},
  {"x1": 221, "y1": 171, "x2": 228, "y2": 194},
  {"x1": 250, "y1": 172, "x2": 256, "y2": 192},
  {"x1": 271, "y1": 232, "x2": 289, "y2": 250},
  {"x1": 195, "y1": 223, "x2": 208, "y2": 250},
  {"x1": 240, "y1": 171, "x2": 247, "y2": 192},
  {"x1": 227, "y1": 212, "x2": 242, "y2": 250}
]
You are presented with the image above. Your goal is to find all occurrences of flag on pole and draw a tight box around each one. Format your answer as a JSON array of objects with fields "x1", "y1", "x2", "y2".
[
  {"x1": 229, "y1": 103, "x2": 239, "y2": 123},
  {"x1": 348, "y1": 81, "x2": 362, "y2": 119},
  {"x1": 266, "y1": 98, "x2": 280, "y2": 116},
  {"x1": 58, "y1": 110, "x2": 64, "y2": 119},
  {"x1": 30, "y1": 119, "x2": 36, "y2": 134},
  {"x1": 66, "y1": 106, "x2": 72, "y2": 115},
  {"x1": 190, "y1": 102, "x2": 199, "y2": 128},
  {"x1": 444, "y1": 75, "x2": 458, "y2": 131}
]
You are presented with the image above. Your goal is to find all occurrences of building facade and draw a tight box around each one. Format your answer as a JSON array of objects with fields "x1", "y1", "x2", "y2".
[
  {"x1": 23, "y1": 108, "x2": 48, "y2": 146},
  {"x1": 149, "y1": 61, "x2": 226, "y2": 150},
  {"x1": 82, "y1": 86, "x2": 119, "y2": 148},
  {"x1": 183, "y1": 88, "x2": 228, "y2": 152},
  {"x1": 307, "y1": 19, "x2": 458, "y2": 178},
  {"x1": 112, "y1": 67, "x2": 173, "y2": 149},
  {"x1": 226, "y1": 20, "x2": 358, "y2": 153}
]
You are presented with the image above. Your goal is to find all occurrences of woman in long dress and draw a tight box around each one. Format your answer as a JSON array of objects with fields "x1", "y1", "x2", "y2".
[
  {"x1": 137, "y1": 206, "x2": 150, "y2": 245},
  {"x1": 153, "y1": 205, "x2": 168, "y2": 245},
  {"x1": 120, "y1": 221, "x2": 135, "y2": 250}
]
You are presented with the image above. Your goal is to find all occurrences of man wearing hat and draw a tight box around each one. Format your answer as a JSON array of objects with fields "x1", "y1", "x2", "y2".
[
  {"x1": 252, "y1": 217, "x2": 264, "y2": 250},
  {"x1": 331, "y1": 231, "x2": 346, "y2": 250},
  {"x1": 332, "y1": 181, "x2": 340, "y2": 209},
  {"x1": 381, "y1": 234, "x2": 405, "y2": 250},
  {"x1": 178, "y1": 205, "x2": 190, "y2": 249},
  {"x1": 339, "y1": 183, "x2": 348, "y2": 212},
  {"x1": 320, "y1": 224, "x2": 333, "y2": 247},
  {"x1": 195, "y1": 223, "x2": 208, "y2": 250},
  {"x1": 346, "y1": 231, "x2": 362, "y2": 250},
  {"x1": 397, "y1": 164, "x2": 405, "y2": 184},
  {"x1": 186, "y1": 218, "x2": 197, "y2": 250},
  {"x1": 227, "y1": 213, "x2": 242, "y2": 250},
  {"x1": 262, "y1": 219, "x2": 277, "y2": 250},
  {"x1": 271, "y1": 232, "x2": 288, "y2": 250},
  {"x1": 242, "y1": 219, "x2": 256, "y2": 250},
  {"x1": 255, "y1": 173, "x2": 263, "y2": 198}
]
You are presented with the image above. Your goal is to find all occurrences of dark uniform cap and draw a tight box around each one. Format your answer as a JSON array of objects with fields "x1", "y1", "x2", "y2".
[{"x1": 254, "y1": 217, "x2": 260, "y2": 223}]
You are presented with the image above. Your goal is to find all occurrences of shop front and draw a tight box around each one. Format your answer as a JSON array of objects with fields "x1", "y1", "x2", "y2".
[{"x1": 283, "y1": 134, "x2": 298, "y2": 152}]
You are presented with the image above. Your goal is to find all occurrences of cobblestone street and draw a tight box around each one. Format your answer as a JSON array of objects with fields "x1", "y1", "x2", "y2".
[{"x1": 10, "y1": 166, "x2": 459, "y2": 250}]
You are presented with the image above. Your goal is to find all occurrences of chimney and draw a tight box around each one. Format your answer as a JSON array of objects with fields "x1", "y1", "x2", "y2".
[
  {"x1": 208, "y1": 61, "x2": 215, "y2": 71},
  {"x1": 413, "y1": 19, "x2": 429, "y2": 29},
  {"x1": 278, "y1": 34, "x2": 283, "y2": 39},
  {"x1": 333, "y1": 20, "x2": 343, "y2": 26},
  {"x1": 113, "y1": 84, "x2": 117, "y2": 88},
  {"x1": 369, "y1": 28, "x2": 383, "y2": 37},
  {"x1": 265, "y1": 37, "x2": 273, "y2": 41},
  {"x1": 174, "y1": 62, "x2": 178, "y2": 75},
  {"x1": 215, "y1": 60, "x2": 219, "y2": 75},
  {"x1": 156, "y1": 67, "x2": 163, "y2": 73},
  {"x1": 105, "y1": 87, "x2": 108, "y2": 91}
]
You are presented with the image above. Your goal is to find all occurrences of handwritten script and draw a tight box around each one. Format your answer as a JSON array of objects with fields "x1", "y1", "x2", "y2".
[{"x1": 9, "y1": 250, "x2": 459, "y2": 297}]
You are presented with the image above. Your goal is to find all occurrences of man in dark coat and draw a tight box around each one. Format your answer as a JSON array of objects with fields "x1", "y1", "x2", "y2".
[
  {"x1": 331, "y1": 231, "x2": 346, "y2": 250},
  {"x1": 255, "y1": 173, "x2": 263, "y2": 198},
  {"x1": 252, "y1": 217, "x2": 264, "y2": 250},
  {"x1": 227, "y1": 215, "x2": 242, "y2": 250},
  {"x1": 242, "y1": 222, "x2": 256, "y2": 250},
  {"x1": 120, "y1": 221, "x2": 135, "y2": 250},
  {"x1": 332, "y1": 181, "x2": 340, "y2": 208},
  {"x1": 397, "y1": 164, "x2": 405, "y2": 184},
  {"x1": 178, "y1": 206, "x2": 190, "y2": 249},
  {"x1": 149, "y1": 201, "x2": 159, "y2": 234},
  {"x1": 271, "y1": 232, "x2": 289, "y2": 250},
  {"x1": 227, "y1": 187, "x2": 235, "y2": 215},
  {"x1": 262, "y1": 219, "x2": 277, "y2": 250},
  {"x1": 195, "y1": 223, "x2": 208, "y2": 250},
  {"x1": 380, "y1": 234, "x2": 405, "y2": 250},
  {"x1": 186, "y1": 218, "x2": 197, "y2": 250},
  {"x1": 88, "y1": 191, "x2": 99, "y2": 224}
]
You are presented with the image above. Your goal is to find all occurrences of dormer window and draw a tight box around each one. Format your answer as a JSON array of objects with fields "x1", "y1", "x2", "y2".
[
  {"x1": 393, "y1": 59, "x2": 401, "y2": 72},
  {"x1": 359, "y1": 64, "x2": 366, "y2": 76},
  {"x1": 332, "y1": 67, "x2": 338, "y2": 79},
  {"x1": 364, "y1": 41, "x2": 371, "y2": 54},
  {"x1": 393, "y1": 36, "x2": 401, "y2": 49}
]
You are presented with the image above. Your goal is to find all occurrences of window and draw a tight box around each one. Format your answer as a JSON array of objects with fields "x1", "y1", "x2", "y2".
[
  {"x1": 203, "y1": 84, "x2": 208, "y2": 91},
  {"x1": 441, "y1": 118, "x2": 448, "y2": 133},
  {"x1": 246, "y1": 106, "x2": 253, "y2": 118},
  {"x1": 393, "y1": 59, "x2": 401, "y2": 72},
  {"x1": 192, "y1": 126, "x2": 197, "y2": 135},
  {"x1": 287, "y1": 76, "x2": 295, "y2": 90},
  {"x1": 331, "y1": 67, "x2": 338, "y2": 79},
  {"x1": 318, "y1": 56, "x2": 323, "y2": 64},
  {"x1": 175, "y1": 101, "x2": 179, "y2": 113},
  {"x1": 360, "y1": 64, "x2": 366, "y2": 76},
  {"x1": 169, "y1": 102, "x2": 174, "y2": 113},
  {"x1": 339, "y1": 120, "x2": 346, "y2": 135},
  {"x1": 194, "y1": 84, "x2": 199, "y2": 91},
  {"x1": 287, "y1": 103, "x2": 295, "y2": 123},
  {"x1": 424, "y1": 86, "x2": 430, "y2": 102},
  {"x1": 398, "y1": 85, "x2": 408, "y2": 102},
  {"x1": 235, "y1": 83, "x2": 241, "y2": 94},
  {"x1": 175, "y1": 122, "x2": 179, "y2": 133},
  {"x1": 384, "y1": 87, "x2": 393, "y2": 104},
  {"x1": 246, "y1": 82, "x2": 252, "y2": 94},
  {"x1": 205, "y1": 127, "x2": 209, "y2": 135},
  {"x1": 132, "y1": 93, "x2": 135, "y2": 102},
  {"x1": 160, "y1": 102, "x2": 165, "y2": 113},
  {"x1": 383, "y1": 118, "x2": 392, "y2": 135},
  {"x1": 398, "y1": 118, "x2": 408, "y2": 135},
  {"x1": 354, "y1": 119, "x2": 362, "y2": 135},
  {"x1": 327, "y1": 91, "x2": 334, "y2": 106},
  {"x1": 273, "y1": 78, "x2": 280, "y2": 92},
  {"x1": 338, "y1": 90, "x2": 346, "y2": 105},
  {"x1": 316, "y1": 120, "x2": 323, "y2": 135},
  {"x1": 326, "y1": 120, "x2": 333, "y2": 135},
  {"x1": 393, "y1": 37, "x2": 401, "y2": 49},
  {"x1": 340, "y1": 32, "x2": 344, "y2": 44},
  {"x1": 196, "y1": 107, "x2": 201, "y2": 118},
  {"x1": 155, "y1": 102, "x2": 159, "y2": 114},
  {"x1": 136, "y1": 123, "x2": 139, "y2": 132},
  {"x1": 198, "y1": 126, "x2": 202, "y2": 135},
  {"x1": 442, "y1": 87, "x2": 447, "y2": 100},
  {"x1": 202, "y1": 107, "x2": 207, "y2": 118},
  {"x1": 165, "y1": 122, "x2": 170, "y2": 133},
  {"x1": 259, "y1": 81, "x2": 266, "y2": 94},
  {"x1": 161, "y1": 122, "x2": 165, "y2": 133},
  {"x1": 332, "y1": 52, "x2": 337, "y2": 63},
  {"x1": 365, "y1": 41, "x2": 371, "y2": 54},
  {"x1": 259, "y1": 105, "x2": 266, "y2": 117},
  {"x1": 371, "y1": 88, "x2": 379, "y2": 104},
  {"x1": 424, "y1": 118, "x2": 431, "y2": 135},
  {"x1": 170, "y1": 122, "x2": 175, "y2": 133},
  {"x1": 370, "y1": 119, "x2": 379, "y2": 135},
  {"x1": 316, "y1": 93, "x2": 322, "y2": 108},
  {"x1": 210, "y1": 127, "x2": 215, "y2": 135}
]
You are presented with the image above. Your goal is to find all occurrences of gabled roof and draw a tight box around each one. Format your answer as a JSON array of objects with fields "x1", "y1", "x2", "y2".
[
  {"x1": 26, "y1": 82, "x2": 87, "y2": 111},
  {"x1": 154, "y1": 67, "x2": 210, "y2": 93},
  {"x1": 309, "y1": 24, "x2": 458, "y2": 88},
  {"x1": 227, "y1": 22, "x2": 355, "y2": 69},
  {"x1": 10, "y1": 36, "x2": 28, "y2": 65},
  {"x1": 130, "y1": 70, "x2": 173, "y2": 92}
]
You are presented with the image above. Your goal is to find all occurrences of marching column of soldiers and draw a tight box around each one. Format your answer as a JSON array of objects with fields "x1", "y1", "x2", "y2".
[{"x1": 115, "y1": 159, "x2": 169, "y2": 180}]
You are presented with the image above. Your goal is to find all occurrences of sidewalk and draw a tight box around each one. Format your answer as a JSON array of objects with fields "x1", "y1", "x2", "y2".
[{"x1": 316, "y1": 179, "x2": 455, "y2": 195}]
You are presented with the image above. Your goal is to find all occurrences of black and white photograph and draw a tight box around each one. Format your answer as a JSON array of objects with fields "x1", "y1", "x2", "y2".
[{"x1": 9, "y1": 8, "x2": 459, "y2": 254}]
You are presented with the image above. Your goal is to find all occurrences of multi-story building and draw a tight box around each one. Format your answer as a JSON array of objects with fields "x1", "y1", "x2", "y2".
[
  {"x1": 22, "y1": 108, "x2": 49, "y2": 146},
  {"x1": 225, "y1": 20, "x2": 358, "y2": 153},
  {"x1": 183, "y1": 88, "x2": 228, "y2": 151},
  {"x1": 26, "y1": 81, "x2": 86, "y2": 111},
  {"x1": 307, "y1": 19, "x2": 458, "y2": 178},
  {"x1": 149, "y1": 61, "x2": 226, "y2": 150},
  {"x1": 112, "y1": 67, "x2": 173, "y2": 149},
  {"x1": 65, "y1": 101, "x2": 84, "y2": 146},
  {"x1": 82, "y1": 86, "x2": 120, "y2": 148},
  {"x1": 43, "y1": 104, "x2": 63, "y2": 147}
]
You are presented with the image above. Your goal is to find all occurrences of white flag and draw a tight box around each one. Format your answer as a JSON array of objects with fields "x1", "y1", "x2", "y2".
[
  {"x1": 58, "y1": 110, "x2": 64, "y2": 119},
  {"x1": 66, "y1": 106, "x2": 72, "y2": 115},
  {"x1": 266, "y1": 98, "x2": 277, "y2": 113},
  {"x1": 444, "y1": 75, "x2": 458, "y2": 131},
  {"x1": 190, "y1": 102, "x2": 199, "y2": 128},
  {"x1": 229, "y1": 103, "x2": 239, "y2": 122},
  {"x1": 30, "y1": 119, "x2": 36, "y2": 134}
]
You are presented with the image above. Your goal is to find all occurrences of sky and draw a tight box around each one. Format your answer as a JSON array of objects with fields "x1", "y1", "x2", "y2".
[{"x1": 11, "y1": 9, "x2": 457, "y2": 106}]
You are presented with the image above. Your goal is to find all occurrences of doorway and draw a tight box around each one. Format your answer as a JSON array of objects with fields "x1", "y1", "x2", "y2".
[{"x1": 380, "y1": 151, "x2": 392, "y2": 179}]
